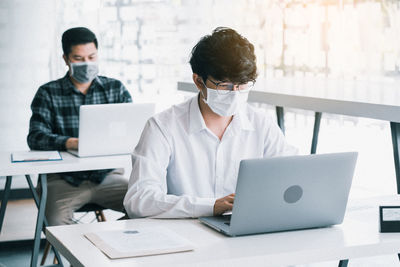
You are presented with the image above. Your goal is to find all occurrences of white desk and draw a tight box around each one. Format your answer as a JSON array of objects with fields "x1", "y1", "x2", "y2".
[
  {"x1": 46, "y1": 195, "x2": 400, "y2": 267},
  {"x1": 178, "y1": 79, "x2": 400, "y2": 194},
  {"x1": 0, "y1": 151, "x2": 131, "y2": 267}
]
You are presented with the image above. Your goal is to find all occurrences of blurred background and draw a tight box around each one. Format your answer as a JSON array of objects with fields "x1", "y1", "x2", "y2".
[{"x1": 1, "y1": 0, "x2": 400, "y2": 198}]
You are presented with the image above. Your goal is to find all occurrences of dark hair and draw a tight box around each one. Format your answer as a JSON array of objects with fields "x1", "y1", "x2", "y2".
[
  {"x1": 62, "y1": 27, "x2": 98, "y2": 56},
  {"x1": 189, "y1": 27, "x2": 257, "y2": 84}
]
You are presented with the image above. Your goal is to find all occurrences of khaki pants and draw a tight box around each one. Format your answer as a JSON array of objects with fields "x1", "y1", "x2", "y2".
[{"x1": 37, "y1": 169, "x2": 128, "y2": 226}]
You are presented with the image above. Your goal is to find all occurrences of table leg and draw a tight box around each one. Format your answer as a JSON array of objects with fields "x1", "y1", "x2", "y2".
[
  {"x1": 30, "y1": 173, "x2": 46, "y2": 267},
  {"x1": 338, "y1": 259, "x2": 348, "y2": 267},
  {"x1": 276, "y1": 106, "x2": 285, "y2": 135},
  {"x1": 389, "y1": 122, "x2": 400, "y2": 262},
  {"x1": 0, "y1": 176, "x2": 12, "y2": 233},
  {"x1": 311, "y1": 112, "x2": 322, "y2": 154},
  {"x1": 25, "y1": 175, "x2": 63, "y2": 266},
  {"x1": 390, "y1": 122, "x2": 400, "y2": 194},
  {"x1": 25, "y1": 175, "x2": 49, "y2": 226}
]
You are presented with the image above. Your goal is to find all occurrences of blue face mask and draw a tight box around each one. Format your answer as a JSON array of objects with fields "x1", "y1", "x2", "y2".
[{"x1": 69, "y1": 61, "x2": 99, "y2": 83}]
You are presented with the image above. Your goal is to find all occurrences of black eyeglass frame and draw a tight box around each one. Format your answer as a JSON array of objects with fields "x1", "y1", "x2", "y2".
[{"x1": 206, "y1": 78, "x2": 255, "y2": 92}]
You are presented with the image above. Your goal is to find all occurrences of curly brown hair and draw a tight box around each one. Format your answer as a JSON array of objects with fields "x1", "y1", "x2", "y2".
[{"x1": 189, "y1": 27, "x2": 257, "y2": 84}]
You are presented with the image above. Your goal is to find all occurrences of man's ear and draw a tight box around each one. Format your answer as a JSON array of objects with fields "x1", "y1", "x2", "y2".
[
  {"x1": 192, "y1": 73, "x2": 204, "y2": 91},
  {"x1": 63, "y1": 54, "x2": 69, "y2": 67}
]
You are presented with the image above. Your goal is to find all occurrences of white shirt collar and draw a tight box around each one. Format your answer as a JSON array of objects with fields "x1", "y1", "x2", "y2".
[{"x1": 189, "y1": 95, "x2": 207, "y2": 134}]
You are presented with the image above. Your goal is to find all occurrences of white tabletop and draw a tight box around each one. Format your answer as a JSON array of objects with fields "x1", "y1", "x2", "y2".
[
  {"x1": 0, "y1": 152, "x2": 132, "y2": 177},
  {"x1": 178, "y1": 78, "x2": 400, "y2": 122},
  {"x1": 46, "y1": 195, "x2": 400, "y2": 267}
]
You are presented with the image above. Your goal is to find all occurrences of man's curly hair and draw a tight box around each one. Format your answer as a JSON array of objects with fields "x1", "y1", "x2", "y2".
[{"x1": 190, "y1": 27, "x2": 257, "y2": 84}]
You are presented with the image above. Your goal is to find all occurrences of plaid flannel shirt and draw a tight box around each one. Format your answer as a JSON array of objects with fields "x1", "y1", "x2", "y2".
[{"x1": 27, "y1": 73, "x2": 132, "y2": 186}]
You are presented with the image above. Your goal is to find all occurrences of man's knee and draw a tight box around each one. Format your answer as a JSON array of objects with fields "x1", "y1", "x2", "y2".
[
  {"x1": 44, "y1": 173, "x2": 90, "y2": 226},
  {"x1": 45, "y1": 203, "x2": 74, "y2": 226}
]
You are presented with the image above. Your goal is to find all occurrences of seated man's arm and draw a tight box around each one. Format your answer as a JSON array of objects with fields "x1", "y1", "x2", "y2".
[
  {"x1": 123, "y1": 118, "x2": 216, "y2": 219},
  {"x1": 118, "y1": 82, "x2": 132, "y2": 103},
  {"x1": 263, "y1": 115, "x2": 299, "y2": 157},
  {"x1": 27, "y1": 87, "x2": 71, "y2": 151}
]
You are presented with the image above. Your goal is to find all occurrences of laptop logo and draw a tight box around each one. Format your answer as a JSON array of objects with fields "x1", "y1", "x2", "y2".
[{"x1": 284, "y1": 185, "x2": 303, "y2": 203}]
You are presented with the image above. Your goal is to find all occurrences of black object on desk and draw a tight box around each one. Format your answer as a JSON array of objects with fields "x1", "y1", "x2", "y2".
[{"x1": 379, "y1": 206, "x2": 400, "y2": 233}]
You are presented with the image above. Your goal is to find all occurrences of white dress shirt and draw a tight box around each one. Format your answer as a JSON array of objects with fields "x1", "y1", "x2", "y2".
[{"x1": 123, "y1": 95, "x2": 298, "y2": 218}]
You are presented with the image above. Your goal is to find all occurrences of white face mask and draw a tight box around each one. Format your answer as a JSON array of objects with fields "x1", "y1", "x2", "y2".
[
  {"x1": 69, "y1": 61, "x2": 99, "y2": 83},
  {"x1": 201, "y1": 86, "x2": 250, "y2": 117}
]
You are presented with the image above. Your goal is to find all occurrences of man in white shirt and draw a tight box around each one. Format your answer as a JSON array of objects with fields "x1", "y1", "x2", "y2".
[{"x1": 124, "y1": 27, "x2": 297, "y2": 218}]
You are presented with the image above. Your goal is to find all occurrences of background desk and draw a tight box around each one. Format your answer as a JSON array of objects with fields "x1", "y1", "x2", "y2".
[
  {"x1": 0, "y1": 151, "x2": 131, "y2": 267},
  {"x1": 46, "y1": 195, "x2": 400, "y2": 267},
  {"x1": 178, "y1": 79, "x2": 400, "y2": 194}
]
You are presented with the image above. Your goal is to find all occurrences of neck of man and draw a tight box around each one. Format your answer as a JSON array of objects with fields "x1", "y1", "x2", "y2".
[
  {"x1": 198, "y1": 94, "x2": 233, "y2": 140},
  {"x1": 69, "y1": 75, "x2": 92, "y2": 95}
]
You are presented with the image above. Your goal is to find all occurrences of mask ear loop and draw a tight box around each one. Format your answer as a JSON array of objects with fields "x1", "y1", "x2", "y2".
[
  {"x1": 68, "y1": 60, "x2": 74, "y2": 77},
  {"x1": 198, "y1": 79, "x2": 208, "y2": 103}
]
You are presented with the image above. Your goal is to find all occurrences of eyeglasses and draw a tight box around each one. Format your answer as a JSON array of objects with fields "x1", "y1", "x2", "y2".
[{"x1": 207, "y1": 79, "x2": 255, "y2": 95}]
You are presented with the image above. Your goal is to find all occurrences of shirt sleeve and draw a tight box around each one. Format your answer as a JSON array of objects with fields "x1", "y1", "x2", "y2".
[
  {"x1": 263, "y1": 115, "x2": 299, "y2": 157},
  {"x1": 119, "y1": 82, "x2": 132, "y2": 103},
  {"x1": 27, "y1": 87, "x2": 70, "y2": 150},
  {"x1": 123, "y1": 118, "x2": 216, "y2": 219}
]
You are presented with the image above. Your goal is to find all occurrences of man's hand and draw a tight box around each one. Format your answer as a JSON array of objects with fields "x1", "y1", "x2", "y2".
[
  {"x1": 65, "y1": 137, "x2": 79, "y2": 150},
  {"x1": 213, "y1": 193, "x2": 235, "y2": 216}
]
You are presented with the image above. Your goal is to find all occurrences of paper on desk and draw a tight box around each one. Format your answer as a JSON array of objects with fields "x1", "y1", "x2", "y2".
[
  {"x1": 84, "y1": 226, "x2": 194, "y2": 259},
  {"x1": 11, "y1": 151, "x2": 62, "y2": 163}
]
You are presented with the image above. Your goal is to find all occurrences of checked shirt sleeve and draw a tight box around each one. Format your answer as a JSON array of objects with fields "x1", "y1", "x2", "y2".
[
  {"x1": 119, "y1": 82, "x2": 132, "y2": 103},
  {"x1": 27, "y1": 87, "x2": 70, "y2": 151}
]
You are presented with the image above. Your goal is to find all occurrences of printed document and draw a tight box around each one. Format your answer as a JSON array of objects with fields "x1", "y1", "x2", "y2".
[{"x1": 84, "y1": 226, "x2": 194, "y2": 259}]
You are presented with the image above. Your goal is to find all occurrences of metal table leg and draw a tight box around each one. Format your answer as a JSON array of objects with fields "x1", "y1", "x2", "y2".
[
  {"x1": 338, "y1": 259, "x2": 348, "y2": 267},
  {"x1": 390, "y1": 122, "x2": 400, "y2": 194},
  {"x1": 390, "y1": 122, "x2": 400, "y2": 262},
  {"x1": 311, "y1": 112, "x2": 322, "y2": 154},
  {"x1": 0, "y1": 176, "x2": 12, "y2": 233},
  {"x1": 30, "y1": 174, "x2": 47, "y2": 267},
  {"x1": 25, "y1": 175, "x2": 49, "y2": 226},
  {"x1": 276, "y1": 106, "x2": 285, "y2": 135},
  {"x1": 25, "y1": 175, "x2": 63, "y2": 266}
]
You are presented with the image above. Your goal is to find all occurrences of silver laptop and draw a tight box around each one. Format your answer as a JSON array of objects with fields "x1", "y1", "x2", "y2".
[
  {"x1": 68, "y1": 103, "x2": 155, "y2": 157},
  {"x1": 199, "y1": 152, "x2": 358, "y2": 237}
]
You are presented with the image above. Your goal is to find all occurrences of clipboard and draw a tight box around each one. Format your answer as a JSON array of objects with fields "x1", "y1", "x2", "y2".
[{"x1": 11, "y1": 151, "x2": 63, "y2": 163}]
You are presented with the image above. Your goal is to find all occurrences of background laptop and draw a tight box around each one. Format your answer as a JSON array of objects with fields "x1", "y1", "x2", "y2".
[
  {"x1": 68, "y1": 103, "x2": 155, "y2": 157},
  {"x1": 199, "y1": 152, "x2": 358, "y2": 237}
]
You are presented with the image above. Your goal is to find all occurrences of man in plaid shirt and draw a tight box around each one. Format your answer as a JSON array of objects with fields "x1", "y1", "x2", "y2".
[{"x1": 27, "y1": 27, "x2": 132, "y2": 226}]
